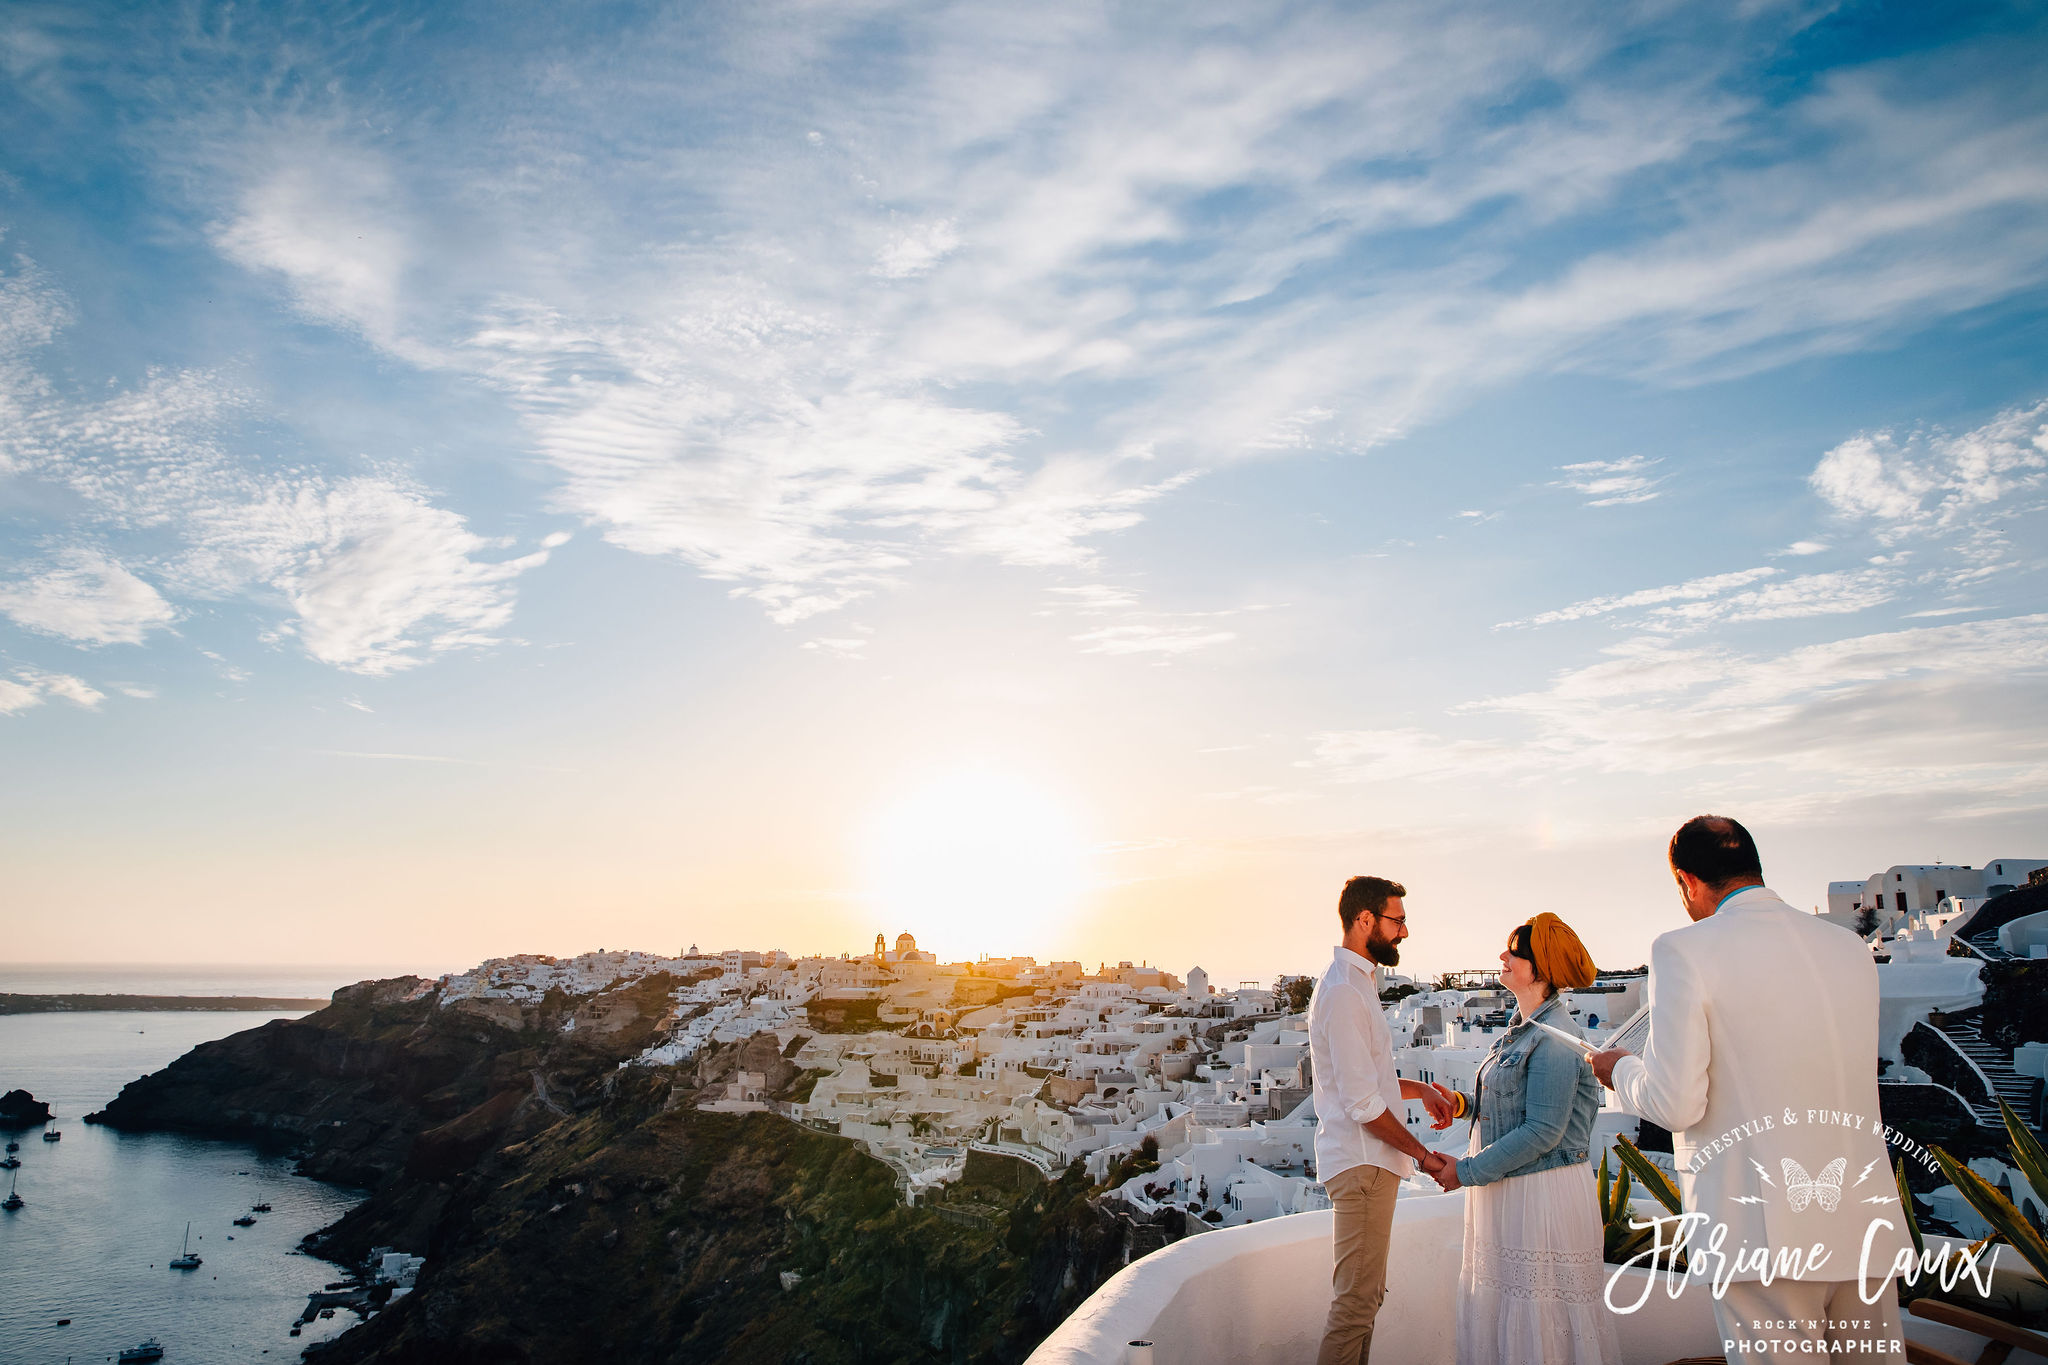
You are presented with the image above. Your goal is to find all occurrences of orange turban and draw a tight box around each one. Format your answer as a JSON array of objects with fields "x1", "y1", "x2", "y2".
[{"x1": 1525, "y1": 913, "x2": 1597, "y2": 990}]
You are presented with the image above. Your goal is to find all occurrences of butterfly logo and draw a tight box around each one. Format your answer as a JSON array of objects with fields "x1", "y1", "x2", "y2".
[{"x1": 1781, "y1": 1157, "x2": 1846, "y2": 1213}]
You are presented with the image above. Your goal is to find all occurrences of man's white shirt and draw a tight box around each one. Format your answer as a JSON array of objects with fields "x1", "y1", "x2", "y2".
[{"x1": 1309, "y1": 945, "x2": 1413, "y2": 1184}]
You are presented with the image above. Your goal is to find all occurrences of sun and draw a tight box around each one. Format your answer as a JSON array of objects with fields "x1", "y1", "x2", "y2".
[{"x1": 863, "y1": 771, "x2": 1087, "y2": 957}]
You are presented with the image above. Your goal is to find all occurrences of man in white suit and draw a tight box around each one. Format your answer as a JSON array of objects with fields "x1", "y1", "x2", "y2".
[{"x1": 1590, "y1": 816, "x2": 1912, "y2": 1358}]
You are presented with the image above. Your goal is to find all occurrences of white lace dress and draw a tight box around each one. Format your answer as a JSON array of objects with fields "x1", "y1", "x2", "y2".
[{"x1": 1456, "y1": 1109, "x2": 1621, "y2": 1365}]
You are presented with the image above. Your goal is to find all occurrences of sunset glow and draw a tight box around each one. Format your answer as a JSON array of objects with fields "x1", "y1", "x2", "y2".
[{"x1": 863, "y1": 772, "x2": 1089, "y2": 958}]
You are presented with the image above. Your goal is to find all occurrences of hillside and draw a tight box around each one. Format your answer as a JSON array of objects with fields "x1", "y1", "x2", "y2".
[{"x1": 86, "y1": 973, "x2": 1147, "y2": 1363}]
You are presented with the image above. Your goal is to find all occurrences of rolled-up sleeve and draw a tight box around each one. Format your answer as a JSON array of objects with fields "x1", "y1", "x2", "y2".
[
  {"x1": 1324, "y1": 981, "x2": 1388, "y2": 1123},
  {"x1": 1612, "y1": 934, "x2": 1709, "y2": 1133}
]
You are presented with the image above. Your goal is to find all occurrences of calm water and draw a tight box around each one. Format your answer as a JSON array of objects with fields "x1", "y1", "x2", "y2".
[{"x1": 0, "y1": 979, "x2": 423, "y2": 1365}]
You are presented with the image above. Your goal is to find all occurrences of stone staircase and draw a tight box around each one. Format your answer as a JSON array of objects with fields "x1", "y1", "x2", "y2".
[
  {"x1": 1961, "y1": 927, "x2": 2016, "y2": 961},
  {"x1": 1932, "y1": 1013, "x2": 2041, "y2": 1128}
]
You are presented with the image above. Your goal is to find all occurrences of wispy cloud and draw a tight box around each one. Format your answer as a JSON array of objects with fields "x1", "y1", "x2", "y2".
[
  {"x1": 1071, "y1": 622, "x2": 1241, "y2": 657},
  {"x1": 0, "y1": 666, "x2": 104, "y2": 716},
  {"x1": 198, "y1": 650, "x2": 249, "y2": 684},
  {"x1": 1308, "y1": 614, "x2": 2048, "y2": 807},
  {"x1": 1499, "y1": 567, "x2": 1779, "y2": 629},
  {"x1": 0, "y1": 547, "x2": 177, "y2": 645},
  {"x1": 75, "y1": 0, "x2": 2048, "y2": 642},
  {"x1": 872, "y1": 219, "x2": 961, "y2": 280},
  {"x1": 212, "y1": 144, "x2": 417, "y2": 356},
  {"x1": 1553, "y1": 456, "x2": 1666, "y2": 506},
  {"x1": 1812, "y1": 398, "x2": 2048, "y2": 533},
  {"x1": 1638, "y1": 567, "x2": 1896, "y2": 630},
  {"x1": 1049, "y1": 583, "x2": 1267, "y2": 660},
  {"x1": 0, "y1": 264, "x2": 565, "y2": 674}
]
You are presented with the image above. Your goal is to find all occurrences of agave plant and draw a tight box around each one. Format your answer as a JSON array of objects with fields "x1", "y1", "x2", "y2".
[
  {"x1": 1895, "y1": 1155, "x2": 1927, "y2": 1262},
  {"x1": 1598, "y1": 1133, "x2": 1684, "y2": 1267},
  {"x1": 1930, "y1": 1097, "x2": 2048, "y2": 1284}
]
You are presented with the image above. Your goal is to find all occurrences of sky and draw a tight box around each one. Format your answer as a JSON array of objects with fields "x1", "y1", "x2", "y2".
[{"x1": 2, "y1": 0, "x2": 2046, "y2": 985}]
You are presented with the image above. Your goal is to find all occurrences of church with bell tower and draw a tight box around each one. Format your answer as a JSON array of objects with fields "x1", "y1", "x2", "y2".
[{"x1": 872, "y1": 930, "x2": 936, "y2": 964}]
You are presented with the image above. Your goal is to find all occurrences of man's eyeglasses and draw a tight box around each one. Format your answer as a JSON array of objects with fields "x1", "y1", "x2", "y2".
[{"x1": 1374, "y1": 912, "x2": 1408, "y2": 928}]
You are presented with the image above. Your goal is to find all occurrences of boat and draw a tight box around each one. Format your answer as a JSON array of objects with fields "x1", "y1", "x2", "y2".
[
  {"x1": 3, "y1": 1170, "x2": 21, "y2": 1211},
  {"x1": 118, "y1": 1339, "x2": 165, "y2": 1363},
  {"x1": 250, "y1": 1202, "x2": 272, "y2": 1212},
  {"x1": 233, "y1": 1214, "x2": 256, "y2": 1226},
  {"x1": 41, "y1": 1130, "x2": 60, "y2": 1141},
  {"x1": 169, "y1": 1221, "x2": 202, "y2": 1270},
  {"x1": 0, "y1": 1155, "x2": 19, "y2": 1169},
  {"x1": 4, "y1": 1140, "x2": 17, "y2": 1151}
]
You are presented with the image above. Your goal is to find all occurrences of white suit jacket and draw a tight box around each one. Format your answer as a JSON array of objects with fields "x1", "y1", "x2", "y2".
[{"x1": 1612, "y1": 887, "x2": 1913, "y2": 1282}]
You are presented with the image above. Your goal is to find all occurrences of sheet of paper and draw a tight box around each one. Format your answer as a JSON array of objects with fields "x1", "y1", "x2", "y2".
[{"x1": 1602, "y1": 1007, "x2": 1651, "y2": 1056}]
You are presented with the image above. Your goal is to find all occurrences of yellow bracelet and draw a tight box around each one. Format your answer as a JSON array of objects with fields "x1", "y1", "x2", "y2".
[{"x1": 1451, "y1": 1091, "x2": 1467, "y2": 1119}]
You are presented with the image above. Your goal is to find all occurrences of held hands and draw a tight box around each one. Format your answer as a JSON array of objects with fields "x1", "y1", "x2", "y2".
[
  {"x1": 1420, "y1": 1150, "x2": 1460, "y2": 1191},
  {"x1": 1430, "y1": 1082, "x2": 1461, "y2": 1126},
  {"x1": 1417, "y1": 1082, "x2": 1455, "y2": 1130}
]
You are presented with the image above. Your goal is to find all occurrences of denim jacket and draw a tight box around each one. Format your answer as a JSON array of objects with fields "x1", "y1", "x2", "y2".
[{"x1": 1451, "y1": 992, "x2": 1602, "y2": 1188}]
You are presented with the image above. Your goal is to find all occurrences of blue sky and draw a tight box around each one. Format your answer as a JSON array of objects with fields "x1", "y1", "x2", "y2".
[{"x1": 3, "y1": 0, "x2": 2045, "y2": 978}]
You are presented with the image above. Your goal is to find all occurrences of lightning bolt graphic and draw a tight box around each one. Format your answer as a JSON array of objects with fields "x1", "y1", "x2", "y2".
[
  {"x1": 1751, "y1": 1159, "x2": 1775, "y2": 1187},
  {"x1": 1862, "y1": 1195, "x2": 1894, "y2": 1204},
  {"x1": 1852, "y1": 1159, "x2": 1881, "y2": 1188},
  {"x1": 1731, "y1": 1195, "x2": 1767, "y2": 1205}
]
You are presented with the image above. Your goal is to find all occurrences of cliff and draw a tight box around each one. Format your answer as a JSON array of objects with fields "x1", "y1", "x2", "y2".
[
  {"x1": 86, "y1": 974, "x2": 1151, "y2": 1363},
  {"x1": 87, "y1": 973, "x2": 682, "y2": 1187},
  {"x1": 305, "y1": 1082, "x2": 1133, "y2": 1364}
]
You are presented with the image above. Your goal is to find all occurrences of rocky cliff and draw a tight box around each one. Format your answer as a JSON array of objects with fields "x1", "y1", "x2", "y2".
[
  {"x1": 90, "y1": 973, "x2": 679, "y2": 1187},
  {"x1": 88, "y1": 975, "x2": 1150, "y2": 1363}
]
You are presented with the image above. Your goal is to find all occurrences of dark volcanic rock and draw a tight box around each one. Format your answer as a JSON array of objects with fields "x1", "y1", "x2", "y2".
[
  {"x1": 84, "y1": 972, "x2": 681, "y2": 1188},
  {"x1": 305, "y1": 1084, "x2": 1133, "y2": 1365},
  {"x1": 0, "y1": 1089, "x2": 53, "y2": 1127},
  {"x1": 83, "y1": 967, "x2": 1148, "y2": 1363}
]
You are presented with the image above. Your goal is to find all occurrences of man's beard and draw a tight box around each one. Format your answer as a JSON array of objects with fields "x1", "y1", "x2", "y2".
[{"x1": 1365, "y1": 932, "x2": 1401, "y2": 967}]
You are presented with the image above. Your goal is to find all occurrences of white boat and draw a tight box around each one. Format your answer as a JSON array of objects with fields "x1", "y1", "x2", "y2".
[
  {"x1": 2, "y1": 1169, "x2": 21, "y2": 1211},
  {"x1": 169, "y1": 1221, "x2": 202, "y2": 1270},
  {"x1": 118, "y1": 1339, "x2": 166, "y2": 1363}
]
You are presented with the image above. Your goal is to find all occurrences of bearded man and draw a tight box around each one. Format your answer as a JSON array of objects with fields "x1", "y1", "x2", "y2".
[{"x1": 1309, "y1": 875, "x2": 1452, "y2": 1365}]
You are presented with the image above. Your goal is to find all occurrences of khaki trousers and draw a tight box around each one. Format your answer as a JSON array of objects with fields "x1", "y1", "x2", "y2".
[
  {"x1": 1714, "y1": 1279, "x2": 1905, "y2": 1359},
  {"x1": 1316, "y1": 1162, "x2": 1402, "y2": 1365}
]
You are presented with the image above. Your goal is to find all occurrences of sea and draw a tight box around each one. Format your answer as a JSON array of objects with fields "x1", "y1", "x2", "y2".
[{"x1": 0, "y1": 964, "x2": 442, "y2": 1365}]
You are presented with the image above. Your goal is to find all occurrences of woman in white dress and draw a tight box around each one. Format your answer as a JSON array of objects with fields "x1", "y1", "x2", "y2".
[{"x1": 1428, "y1": 914, "x2": 1619, "y2": 1365}]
